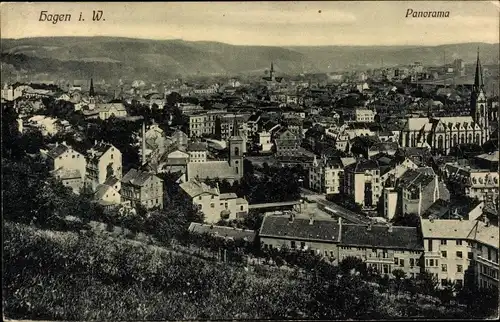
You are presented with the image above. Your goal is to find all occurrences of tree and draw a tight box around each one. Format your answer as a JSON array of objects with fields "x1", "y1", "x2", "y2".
[
  {"x1": 339, "y1": 256, "x2": 367, "y2": 277},
  {"x1": 166, "y1": 92, "x2": 182, "y2": 107}
]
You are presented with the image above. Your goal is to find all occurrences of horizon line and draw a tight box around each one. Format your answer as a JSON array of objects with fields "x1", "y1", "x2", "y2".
[{"x1": 2, "y1": 35, "x2": 499, "y2": 48}]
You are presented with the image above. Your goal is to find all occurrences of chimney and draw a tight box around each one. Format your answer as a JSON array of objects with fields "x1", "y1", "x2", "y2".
[{"x1": 141, "y1": 121, "x2": 146, "y2": 165}]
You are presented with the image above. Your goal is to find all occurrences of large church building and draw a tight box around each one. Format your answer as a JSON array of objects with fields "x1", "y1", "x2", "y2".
[{"x1": 400, "y1": 51, "x2": 490, "y2": 154}]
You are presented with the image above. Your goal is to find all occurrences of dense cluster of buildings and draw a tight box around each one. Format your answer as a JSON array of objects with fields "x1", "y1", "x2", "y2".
[{"x1": 3, "y1": 51, "x2": 498, "y2": 293}]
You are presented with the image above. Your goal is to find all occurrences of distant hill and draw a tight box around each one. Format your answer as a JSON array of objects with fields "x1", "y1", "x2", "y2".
[{"x1": 1, "y1": 36, "x2": 498, "y2": 82}]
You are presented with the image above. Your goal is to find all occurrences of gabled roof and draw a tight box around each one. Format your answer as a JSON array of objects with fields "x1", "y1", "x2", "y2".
[
  {"x1": 180, "y1": 179, "x2": 219, "y2": 198},
  {"x1": 121, "y1": 168, "x2": 160, "y2": 187},
  {"x1": 346, "y1": 158, "x2": 379, "y2": 172},
  {"x1": 259, "y1": 215, "x2": 341, "y2": 243},
  {"x1": 47, "y1": 144, "x2": 70, "y2": 159},
  {"x1": 340, "y1": 224, "x2": 423, "y2": 251},
  {"x1": 398, "y1": 167, "x2": 435, "y2": 190},
  {"x1": 187, "y1": 161, "x2": 238, "y2": 181}
]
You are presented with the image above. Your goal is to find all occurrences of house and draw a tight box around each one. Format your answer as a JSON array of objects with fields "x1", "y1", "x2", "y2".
[
  {"x1": 95, "y1": 176, "x2": 121, "y2": 208},
  {"x1": 85, "y1": 142, "x2": 122, "y2": 192},
  {"x1": 121, "y1": 169, "x2": 164, "y2": 209},
  {"x1": 42, "y1": 142, "x2": 87, "y2": 194},
  {"x1": 180, "y1": 179, "x2": 248, "y2": 223}
]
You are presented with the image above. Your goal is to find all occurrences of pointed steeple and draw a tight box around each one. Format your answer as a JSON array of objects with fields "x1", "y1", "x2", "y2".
[
  {"x1": 231, "y1": 116, "x2": 240, "y2": 138},
  {"x1": 474, "y1": 47, "x2": 484, "y2": 91},
  {"x1": 89, "y1": 78, "x2": 95, "y2": 97}
]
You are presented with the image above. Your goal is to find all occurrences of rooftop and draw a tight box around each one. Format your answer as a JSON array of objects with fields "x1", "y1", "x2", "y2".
[
  {"x1": 188, "y1": 222, "x2": 256, "y2": 242},
  {"x1": 340, "y1": 223, "x2": 423, "y2": 251},
  {"x1": 121, "y1": 169, "x2": 160, "y2": 187},
  {"x1": 260, "y1": 214, "x2": 340, "y2": 243},
  {"x1": 179, "y1": 179, "x2": 219, "y2": 198}
]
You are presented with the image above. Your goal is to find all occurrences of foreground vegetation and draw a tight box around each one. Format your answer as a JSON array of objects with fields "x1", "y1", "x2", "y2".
[{"x1": 5, "y1": 221, "x2": 496, "y2": 320}]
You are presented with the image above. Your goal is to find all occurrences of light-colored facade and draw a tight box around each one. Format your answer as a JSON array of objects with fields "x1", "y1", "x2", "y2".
[
  {"x1": 257, "y1": 131, "x2": 273, "y2": 152},
  {"x1": 344, "y1": 159, "x2": 382, "y2": 209},
  {"x1": 85, "y1": 142, "x2": 122, "y2": 192},
  {"x1": 180, "y1": 179, "x2": 248, "y2": 223},
  {"x1": 81, "y1": 103, "x2": 128, "y2": 120},
  {"x1": 355, "y1": 108, "x2": 376, "y2": 123},
  {"x1": 309, "y1": 156, "x2": 344, "y2": 194},
  {"x1": 421, "y1": 217, "x2": 499, "y2": 289},
  {"x1": 443, "y1": 163, "x2": 499, "y2": 202}
]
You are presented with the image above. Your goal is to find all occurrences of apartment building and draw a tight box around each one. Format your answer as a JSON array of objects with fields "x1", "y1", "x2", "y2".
[
  {"x1": 309, "y1": 156, "x2": 344, "y2": 194},
  {"x1": 339, "y1": 222, "x2": 423, "y2": 278},
  {"x1": 187, "y1": 142, "x2": 207, "y2": 163},
  {"x1": 121, "y1": 168, "x2": 164, "y2": 209},
  {"x1": 421, "y1": 216, "x2": 499, "y2": 289}
]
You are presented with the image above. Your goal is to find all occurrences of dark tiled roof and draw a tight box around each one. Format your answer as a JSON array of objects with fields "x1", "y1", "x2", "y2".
[
  {"x1": 259, "y1": 215, "x2": 340, "y2": 243},
  {"x1": 47, "y1": 144, "x2": 69, "y2": 159},
  {"x1": 122, "y1": 168, "x2": 160, "y2": 187},
  {"x1": 104, "y1": 176, "x2": 120, "y2": 187},
  {"x1": 340, "y1": 224, "x2": 423, "y2": 250},
  {"x1": 398, "y1": 168, "x2": 435, "y2": 190},
  {"x1": 346, "y1": 159, "x2": 379, "y2": 172},
  {"x1": 188, "y1": 142, "x2": 207, "y2": 152}
]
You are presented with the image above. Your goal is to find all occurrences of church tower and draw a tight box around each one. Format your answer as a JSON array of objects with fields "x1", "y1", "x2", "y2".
[
  {"x1": 471, "y1": 49, "x2": 489, "y2": 141},
  {"x1": 228, "y1": 118, "x2": 244, "y2": 180},
  {"x1": 270, "y1": 62, "x2": 275, "y2": 81},
  {"x1": 89, "y1": 78, "x2": 96, "y2": 104}
]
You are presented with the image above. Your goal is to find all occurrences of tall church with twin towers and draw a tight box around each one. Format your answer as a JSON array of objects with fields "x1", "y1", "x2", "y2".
[{"x1": 400, "y1": 50, "x2": 492, "y2": 154}]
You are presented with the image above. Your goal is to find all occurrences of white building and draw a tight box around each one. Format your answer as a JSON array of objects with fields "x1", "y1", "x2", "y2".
[{"x1": 179, "y1": 179, "x2": 248, "y2": 223}]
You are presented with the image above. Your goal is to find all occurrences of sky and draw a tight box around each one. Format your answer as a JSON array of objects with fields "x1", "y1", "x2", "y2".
[{"x1": 1, "y1": 1, "x2": 499, "y2": 46}]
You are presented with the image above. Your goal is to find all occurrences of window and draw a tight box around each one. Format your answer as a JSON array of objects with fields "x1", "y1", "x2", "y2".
[
  {"x1": 199, "y1": 196, "x2": 202, "y2": 200},
  {"x1": 394, "y1": 257, "x2": 399, "y2": 265},
  {"x1": 457, "y1": 265, "x2": 463, "y2": 273},
  {"x1": 429, "y1": 259, "x2": 434, "y2": 267},
  {"x1": 456, "y1": 240, "x2": 462, "y2": 246},
  {"x1": 400, "y1": 259, "x2": 405, "y2": 267},
  {"x1": 330, "y1": 251, "x2": 334, "y2": 257},
  {"x1": 156, "y1": 199, "x2": 159, "y2": 204},
  {"x1": 441, "y1": 240, "x2": 447, "y2": 245},
  {"x1": 300, "y1": 242, "x2": 306, "y2": 249},
  {"x1": 428, "y1": 239, "x2": 433, "y2": 252},
  {"x1": 72, "y1": 155, "x2": 75, "y2": 159},
  {"x1": 442, "y1": 264, "x2": 447, "y2": 272},
  {"x1": 240, "y1": 205, "x2": 244, "y2": 211},
  {"x1": 291, "y1": 241, "x2": 296, "y2": 249},
  {"x1": 441, "y1": 251, "x2": 447, "y2": 258},
  {"x1": 456, "y1": 279, "x2": 463, "y2": 288},
  {"x1": 468, "y1": 252, "x2": 473, "y2": 260},
  {"x1": 383, "y1": 265, "x2": 389, "y2": 274},
  {"x1": 456, "y1": 251, "x2": 463, "y2": 259},
  {"x1": 210, "y1": 203, "x2": 214, "y2": 208}
]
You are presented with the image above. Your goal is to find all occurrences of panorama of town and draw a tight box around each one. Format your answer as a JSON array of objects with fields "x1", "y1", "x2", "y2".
[{"x1": 2, "y1": 39, "x2": 500, "y2": 320}]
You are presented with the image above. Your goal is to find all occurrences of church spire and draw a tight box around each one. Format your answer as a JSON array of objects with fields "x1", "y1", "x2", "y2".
[
  {"x1": 474, "y1": 47, "x2": 484, "y2": 91},
  {"x1": 89, "y1": 78, "x2": 95, "y2": 97}
]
